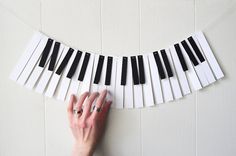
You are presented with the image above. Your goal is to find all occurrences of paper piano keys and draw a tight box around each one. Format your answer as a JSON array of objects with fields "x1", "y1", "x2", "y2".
[{"x1": 9, "y1": 31, "x2": 224, "y2": 108}]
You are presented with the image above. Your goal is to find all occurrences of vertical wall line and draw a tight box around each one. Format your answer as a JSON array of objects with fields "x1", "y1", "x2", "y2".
[
  {"x1": 40, "y1": 0, "x2": 42, "y2": 31},
  {"x1": 40, "y1": 0, "x2": 47, "y2": 155},
  {"x1": 138, "y1": 0, "x2": 143, "y2": 155},
  {"x1": 194, "y1": 0, "x2": 198, "y2": 156},
  {"x1": 100, "y1": 0, "x2": 103, "y2": 55},
  {"x1": 43, "y1": 97, "x2": 47, "y2": 156}
]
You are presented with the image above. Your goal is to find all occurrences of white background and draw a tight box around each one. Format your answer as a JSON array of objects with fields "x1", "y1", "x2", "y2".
[{"x1": 1, "y1": 0, "x2": 236, "y2": 156}]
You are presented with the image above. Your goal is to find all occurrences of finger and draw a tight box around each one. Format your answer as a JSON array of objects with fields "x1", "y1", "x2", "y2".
[
  {"x1": 67, "y1": 94, "x2": 76, "y2": 124},
  {"x1": 81, "y1": 92, "x2": 99, "y2": 119},
  {"x1": 75, "y1": 92, "x2": 89, "y2": 110},
  {"x1": 92, "y1": 90, "x2": 107, "y2": 118},
  {"x1": 99, "y1": 100, "x2": 112, "y2": 120},
  {"x1": 74, "y1": 92, "x2": 89, "y2": 118}
]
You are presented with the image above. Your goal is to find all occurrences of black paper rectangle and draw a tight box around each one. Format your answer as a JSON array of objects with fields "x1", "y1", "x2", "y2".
[
  {"x1": 174, "y1": 43, "x2": 188, "y2": 71},
  {"x1": 78, "y1": 52, "x2": 90, "y2": 81},
  {"x1": 137, "y1": 55, "x2": 145, "y2": 84},
  {"x1": 55, "y1": 48, "x2": 74, "y2": 75},
  {"x1": 39, "y1": 38, "x2": 53, "y2": 68},
  {"x1": 153, "y1": 51, "x2": 166, "y2": 79},
  {"x1": 105, "y1": 56, "x2": 113, "y2": 85},
  {"x1": 188, "y1": 36, "x2": 205, "y2": 63},
  {"x1": 121, "y1": 57, "x2": 128, "y2": 85},
  {"x1": 181, "y1": 40, "x2": 199, "y2": 66},
  {"x1": 131, "y1": 56, "x2": 139, "y2": 85},
  {"x1": 66, "y1": 50, "x2": 82, "y2": 79},
  {"x1": 160, "y1": 49, "x2": 173, "y2": 77},
  {"x1": 93, "y1": 55, "x2": 105, "y2": 84},
  {"x1": 48, "y1": 42, "x2": 60, "y2": 71}
]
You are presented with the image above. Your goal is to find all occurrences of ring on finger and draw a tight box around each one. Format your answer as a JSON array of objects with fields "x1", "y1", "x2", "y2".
[
  {"x1": 93, "y1": 105, "x2": 101, "y2": 112},
  {"x1": 73, "y1": 109, "x2": 83, "y2": 116}
]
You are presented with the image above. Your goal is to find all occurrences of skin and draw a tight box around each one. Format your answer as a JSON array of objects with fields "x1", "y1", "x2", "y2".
[{"x1": 67, "y1": 90, "x2": 112, "y2": 156}]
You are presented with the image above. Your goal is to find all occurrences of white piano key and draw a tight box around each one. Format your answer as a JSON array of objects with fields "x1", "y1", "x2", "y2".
[
  {"x1": 195, "y1": 31, "x2": 224, "y2": 80},
  {"x1": 191, "y1": 34, "x2": 217, "y2": 83},
  {"x1": 165, "y1": 49, "x2": 183, "y2": 99},
  {"x1": 193, "y1": 32, "x2": 221, "y2": 83},
  {"x1": 161, "y1": 78, "x2": 173, "y2": 102},
  {"x1": 142, "y1": 54, "x2": 154, "y2": 107},
  {"x1": 169, "y1": 46, "x2": 191, "y2": 95},
  {"x1": 133, "y1": 85, "x2": 143, "y2": 108},
  {"x1": 66, "y1": 80, "x2": 82, "y2": 102},
  {"x1": 90, "y1": 56, "x2": 107, "y2": 108},
  {"x1": 35, "y1": 44, "x2": 65, "y2": 94},
  {"x1": 57, "y1": 51, "x2": 78, "y2": 101},
  {"x1": 90, "y1": 54, "x2": 100, "y2": 94},
  {"x1": 45, "y1": 46, "x2": 70, "y2": 98},
  {"x1": 159, "y1": 52, "x2": 174, "y2": 102},
  {"x1": 201, "y1": 61, "x2": 216, "y2": 84},
  {"x1": 89, "y1": 54, "x2": 100, "y2": 107},
  {"x1": 124, "y1": 57, "x2": 133, "y2": 108},
  {"x1": 35, "y1": 70, "x2": 51, "y2": 93},
  {"x1": 65, "y1": 52, "x2": 85, "y2": 102},
  {"x1": 194, "y1": 65, "x2": 209, "y2": 87},
  {"x1": 45, "y1": 74, "x2": 61, "y2": 98},
  {"x1": 98, "y1": 56, "x2": 107, "y2": 91},
  {"x1": 106, "y1": 56, "x2": 117, "y2": 106},
  {"x1": 10, "y1": 31, "x2": 43, "y2": 81},
  {"x1": 79, "y1": 53, "x2": 95, "y2": 95},
  {"x1": 180, "y1": 44, "x2": 202, "y2": 91},
  {"x1": 186, "y1": 39, "x2": 209, "y2": 87},
  {"x1": 17, "y1": 36, "x2": 49, "y2": 86},
  {"x1": 132, "y1": 56, "x2": 144, "y2": 108},
  {"x1": 147, "y1": 53, "x2": 164, "y2": 104},
  {"x1": 191, "y1": 36, "x2": 216, "y2": 84},
  {"x1": 25, "y1": 41, "x2": 55, "y2": 90},
  {"x1": 57, "y1": 78, "x2": 71, "y2": 101},
  {"x1": 115, "y1": 57, "x2": 124, "y2": 109}
]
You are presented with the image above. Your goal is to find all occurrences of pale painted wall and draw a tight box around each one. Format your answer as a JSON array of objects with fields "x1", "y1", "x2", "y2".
[{"x1": 1, "y1": 0, "x2": 236, "y2": 156}]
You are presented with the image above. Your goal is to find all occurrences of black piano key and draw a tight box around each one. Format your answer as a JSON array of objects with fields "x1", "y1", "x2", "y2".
[
  {"x1": 55, "y1": 48, "x2": 74, "y2": 75},
  {"x1": 130, "y1": 56, "x2": 139, "y2": 85},
  {"x1": 160, "y1": 49, "x2": 173, "y2": 77},
  {"x1": 174, "y1": 43, "x2": 188, "y2": 71},
  {"x1": 66, "y1": 50, "x2": 82, "y2": 79},
  {"x1": 137, "y1": 55, "x2": 145, "y2": 84},
  {"x1": 121, "y1": 57, "x2": 128, "y2": 85},
  {"x1": 78, "y1": 52, "x2": 90, "y2": 81},
  {"x1": 93, "y1": 55, "x2": 105, "y2": 84},
  {"x1": 181, "y1": 40, "x2": 199, "y2": 66},
  {"x1": 48, "y1": 42, "x2": 60, "y2": 71},
  {"x1": 105, "y1": 56, "x2": 113, "y2": 85},
  {"x1": 153, "y1": 51, "x2": 166, "y2": 79},
  {"x1": 39, "y1": 38, "x2": 53, "y2": 68},
  {"x1": 188, "y1": 36, "x2": 205, "y2": 62}
]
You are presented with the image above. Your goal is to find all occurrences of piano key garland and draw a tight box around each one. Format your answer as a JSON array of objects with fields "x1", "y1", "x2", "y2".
[{"x1": 9, "y1": 31, "x2": 224, "y2": 108}]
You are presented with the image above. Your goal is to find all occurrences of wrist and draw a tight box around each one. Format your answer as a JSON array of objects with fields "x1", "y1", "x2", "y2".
[{"x1": 72, "y1": 143, "x2": 94, "y2": 156}]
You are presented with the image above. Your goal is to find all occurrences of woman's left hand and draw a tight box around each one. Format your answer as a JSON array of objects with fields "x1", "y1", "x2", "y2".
[{"x1": 67, "y1": 90, "x2": 112, "y2": 156}]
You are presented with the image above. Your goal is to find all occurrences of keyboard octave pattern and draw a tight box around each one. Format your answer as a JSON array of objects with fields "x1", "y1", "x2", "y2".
[{"x1": 10, "y1": 31, "x2": 224, "y2": 109}]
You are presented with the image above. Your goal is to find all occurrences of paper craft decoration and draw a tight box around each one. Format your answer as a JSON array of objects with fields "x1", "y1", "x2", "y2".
[{"x1": 9, "y1": 31, "x2": 224, "y2": 108}]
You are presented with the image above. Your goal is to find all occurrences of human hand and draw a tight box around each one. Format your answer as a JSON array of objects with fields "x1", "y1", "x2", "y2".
[{"x1": 67, "y1": 90, "x2": 112, "y2": 156}]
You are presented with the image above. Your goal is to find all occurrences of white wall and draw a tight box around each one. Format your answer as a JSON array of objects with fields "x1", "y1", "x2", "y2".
[{"x1": 1, "y1": 0, "x2": 236, "y2": 156}]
